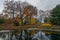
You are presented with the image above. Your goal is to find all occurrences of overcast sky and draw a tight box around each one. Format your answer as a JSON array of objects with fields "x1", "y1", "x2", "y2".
[{"x1": 0, "y1": 0, "x2": 60, "y2": 13}]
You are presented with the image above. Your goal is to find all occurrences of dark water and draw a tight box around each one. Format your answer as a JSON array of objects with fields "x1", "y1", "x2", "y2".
[{"x1": 50, "y1": 33, "x2": 60, "y2": 40}]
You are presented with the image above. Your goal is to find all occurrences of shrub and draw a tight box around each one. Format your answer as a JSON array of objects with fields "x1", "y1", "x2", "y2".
[
  {"x1": 14, "y1": 21, "x2": 19, "y2": 26},
  {"x1": 41, "y1": 23, "x2": 52, "y2": 27},
  {"x1": 0, "y1": 19, "x2": 5, "y2": 25}
]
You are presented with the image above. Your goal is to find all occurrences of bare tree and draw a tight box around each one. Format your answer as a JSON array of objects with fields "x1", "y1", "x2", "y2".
[
  {"x1": 3, "y1": 0, "x2": 14, "y2": 18},
  {"x1": 3, "y1": 0, "x2": 22, "y2": 19}
]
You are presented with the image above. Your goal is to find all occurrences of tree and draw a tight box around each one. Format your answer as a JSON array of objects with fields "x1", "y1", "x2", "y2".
[
  {"x1": 23, "y1": 5, "x2": 37, "y2": 16},
  {"x1": 3, "y1": 0, "x2": 22, "y2": 19},
  {"x1": 50, "y1": 4, "x2": 60, "y2": 25},
  {"x1": 23, "y1": 5, "x2": 37, "y2": 24},
  {"x1": 3, "y1": 0, "x2": 15, "y2": 18}
]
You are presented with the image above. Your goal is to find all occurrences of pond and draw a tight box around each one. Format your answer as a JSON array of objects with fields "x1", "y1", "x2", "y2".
[{"x1": 0, "y1": 30, "x2": 60, "y2": 40}]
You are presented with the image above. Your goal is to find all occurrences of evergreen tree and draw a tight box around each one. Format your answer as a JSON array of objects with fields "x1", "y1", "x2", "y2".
[{"x1": 50, "y1": 4, "x2": 60, "y2": 25}]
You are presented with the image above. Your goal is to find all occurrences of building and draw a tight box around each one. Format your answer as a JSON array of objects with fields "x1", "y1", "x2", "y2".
[{"x1": 38, "y1": 10, "x2": 50, "y2": 23}]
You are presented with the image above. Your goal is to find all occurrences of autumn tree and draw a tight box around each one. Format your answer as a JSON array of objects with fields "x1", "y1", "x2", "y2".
[
  {"x1": 23, "y1": 5, "x2": 37, "y2": 24},
  {"x1": 3, "y1": 0, "x2": 37, "y2": 25},
  {"x1": 23, "y1": 5, "x2": 37, "y2": 16}
]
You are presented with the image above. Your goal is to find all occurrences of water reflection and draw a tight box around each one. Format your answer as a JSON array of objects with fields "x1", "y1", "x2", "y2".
[
  {"x1": 32, "y1": 31, "x2": 49, "y2": 40},
  {"x1": 0, "y1": 32, "x2": 9, "y2": 40},
  {"x1": 18, "y1": 30, "x2": 50, "y2": 40},
  {"x1": 0, "y1": 30, "x2": 50, "y2": 40}
]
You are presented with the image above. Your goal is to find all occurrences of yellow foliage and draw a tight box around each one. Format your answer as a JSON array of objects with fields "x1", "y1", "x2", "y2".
[
  {"x1": 45, "y1": 32, "x2": 51, "y2": 34},
  {"x1": 27, "y1": 18, "x2": 36, "y2": 24},
  {"x1": 30, "y1": 30, "x2": 35, "y2": 35},
  {"x1": 41, "y1": 23, "x2": 52, "y2": 27},
  {"x1": 30, "y1": 18, "x2": 36, "y2": 24}
]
